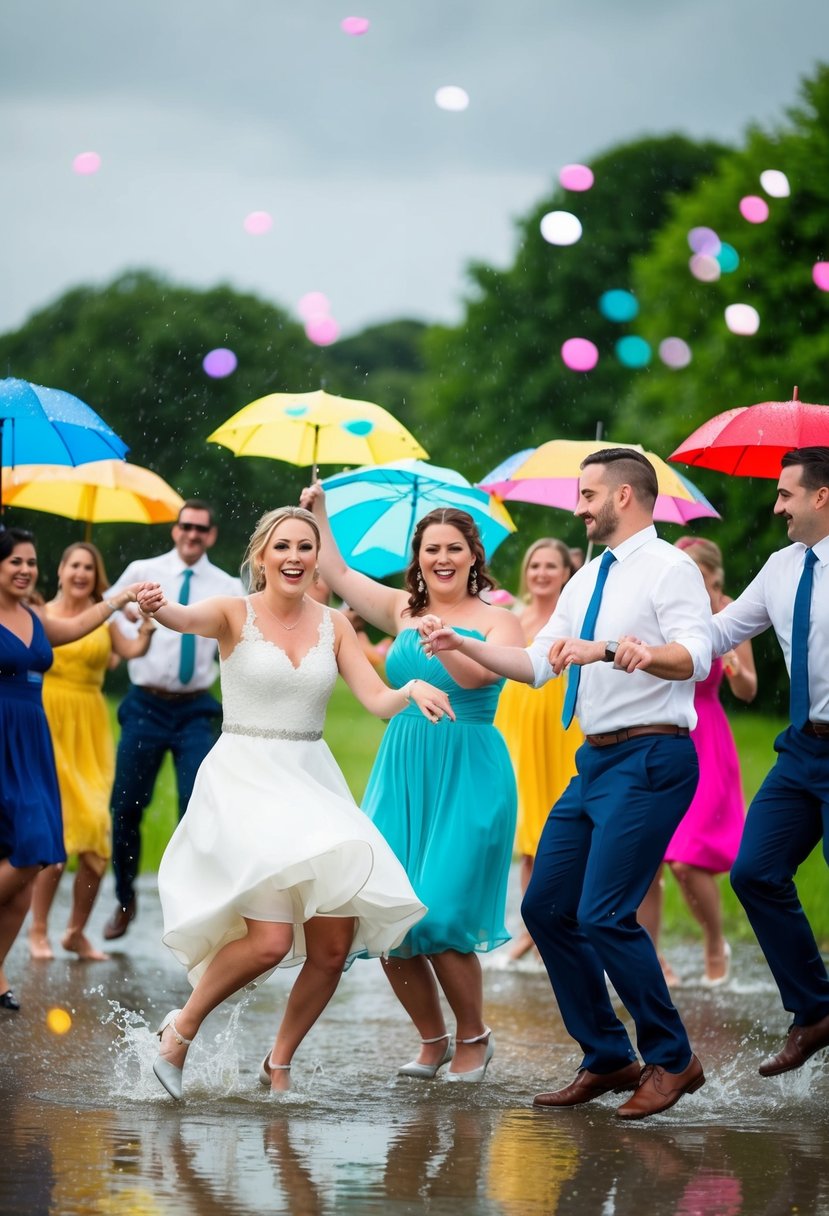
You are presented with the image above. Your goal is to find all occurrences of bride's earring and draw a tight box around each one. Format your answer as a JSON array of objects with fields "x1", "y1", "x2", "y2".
[
  {"x1": 469, "y1": 566, "x2": 478, "y2": 596},
  {"x1": 416, "y1": 568, "x2": 425, "y2": 594}
]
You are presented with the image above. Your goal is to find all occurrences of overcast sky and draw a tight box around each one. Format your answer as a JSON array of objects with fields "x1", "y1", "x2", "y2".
[{"x1": 2, "y1": 1, "x2": 827, "y2": 340}]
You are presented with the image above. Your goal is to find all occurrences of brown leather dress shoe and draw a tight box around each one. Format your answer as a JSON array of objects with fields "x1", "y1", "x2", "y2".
[
  {"x1": 103, "y1": 899, "x2": 136, "y2": 941},
  {"x1": 759, "y1": 1014, "x2": 829, "y2": 1077},
  {"x1": 615, "y1": 1054, "x2": 705, "y2": 1120},
  {"x1": 533, "y1": 1062, "x2": 641, "y2": 1108}
]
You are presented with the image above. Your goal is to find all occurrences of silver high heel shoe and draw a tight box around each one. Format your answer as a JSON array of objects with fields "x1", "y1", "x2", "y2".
[
  {"x1": 259, "y1": 1053, "x2": 292, "y2": 1090},
  {"x1": 153, "y1": 1010, "x2": 193, "y2": 1100},
  {"x1": 446, "y1": 1027, "x2": 494, "y2": 1083},
  {"x1": 398, "y1": 1032, "x2": 455, "y2": 1079}
]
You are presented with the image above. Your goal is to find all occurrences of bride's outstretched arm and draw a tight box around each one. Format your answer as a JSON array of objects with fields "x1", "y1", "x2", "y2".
[
  {"x1": 136, "y1": 583, "x2": 234, "y2": 641},
  {"x1": 332, "y1": 612, "x2": 454, "y2": 724}
]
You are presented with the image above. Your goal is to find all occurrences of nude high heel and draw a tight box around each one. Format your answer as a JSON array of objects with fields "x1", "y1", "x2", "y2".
[
  {"x1": 398, "y1": 1032, "x2": 455, "y2": 1079},
  {"x1": 153, "y1": 1010, "x2": 193, "y2": 1100},
  {"x1": 259, "y1": 1054, "x2": 292, "y2": 1089},
  {"x1": 446, "y1": 1027, "x2": 494, "y2": 1083}
]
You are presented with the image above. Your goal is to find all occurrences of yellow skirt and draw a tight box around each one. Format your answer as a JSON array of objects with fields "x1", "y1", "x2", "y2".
[
  {"x1": 42, "y1": 680, "x2": 114, "y2": 861},
  {"x1": 494, "y1": 677, "x2": 583, "y2": 856}
]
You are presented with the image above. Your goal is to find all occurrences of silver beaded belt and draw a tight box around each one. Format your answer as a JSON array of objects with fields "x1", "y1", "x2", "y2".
[{"x1": 222, "y1": 723, "x2": 322, "y2": 741}]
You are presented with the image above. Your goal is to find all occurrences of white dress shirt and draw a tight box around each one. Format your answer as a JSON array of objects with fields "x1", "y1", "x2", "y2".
[
  {"x1": 526, "y1": 526, "x2": 713, "y2": 734},
  {"x1": 108, "y1": 549, "x2": 244, "y2": 692},
  {"x1": 710, "y1": 535, "x2": 829, "y2": 724}
]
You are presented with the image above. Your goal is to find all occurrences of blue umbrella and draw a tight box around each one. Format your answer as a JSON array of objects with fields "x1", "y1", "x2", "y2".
[
  {"x1": 321, "y1": 459, "x2": 516, "y2": 578},
  {"x1": 0, "y1": 378, "x2": 128, "y2": 514}
]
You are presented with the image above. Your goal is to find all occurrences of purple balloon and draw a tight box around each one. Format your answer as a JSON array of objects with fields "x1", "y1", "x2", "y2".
[
  {"x1": 687, "y1": 226, "x2": 720, "y2": 255},
  {"x1": 203, "y1": 348, "x2": 238, "y2": 378}
]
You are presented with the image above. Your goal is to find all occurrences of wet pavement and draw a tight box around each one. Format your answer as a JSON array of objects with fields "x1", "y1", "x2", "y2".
[{"x1": 4, "y1": 867, "x2": 829, "y2": 1215}]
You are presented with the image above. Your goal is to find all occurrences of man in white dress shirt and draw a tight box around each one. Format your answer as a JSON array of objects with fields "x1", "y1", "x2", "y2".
[
  {"x1": 425, "y1": 449, "x2": 712, "y2": 1118},
  {"x1": 711, "y1": 447, "x2": 829, "y2": 1080},
  {"x1": 103, "y1": 500, "x2": 243, "y2": 940}
]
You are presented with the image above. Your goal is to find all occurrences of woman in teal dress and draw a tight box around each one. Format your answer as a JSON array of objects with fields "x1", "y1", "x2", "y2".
[{"x1": 301, "y1": 486, "x2": 522, "y2": 1082}]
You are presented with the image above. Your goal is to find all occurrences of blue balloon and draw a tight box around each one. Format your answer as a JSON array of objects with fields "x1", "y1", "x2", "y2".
[
  {"x1": 717, "y1": 243, "x2": 740, "y2": 273},
  {"x1": 615, "y1": 336, "x2": 651, "y2": 368},
  {"x1": 599, "y1": 289, "x2": 639, "y2": 323}
]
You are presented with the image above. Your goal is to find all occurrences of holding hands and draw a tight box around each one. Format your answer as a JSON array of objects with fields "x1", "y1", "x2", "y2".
[
  {"x1": 136, "y1": 582, "x2": 167, "y2": 616},
  {"x1": 419, "y1": 614, "x2": 461, "y2": 658}
]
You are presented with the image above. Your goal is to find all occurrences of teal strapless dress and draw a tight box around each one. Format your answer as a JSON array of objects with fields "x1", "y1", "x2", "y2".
[{"x1": 361, "y1": 627, "x2": 517, "y2": 957}]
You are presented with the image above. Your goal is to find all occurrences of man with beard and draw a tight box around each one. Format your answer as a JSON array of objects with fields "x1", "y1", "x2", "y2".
[
  {"x1": 423, "y1": 448, "x2": 712, "y2": 1118},
  {"x1": 711, "y1": 448, "x2": 829, "y2": 1082}
]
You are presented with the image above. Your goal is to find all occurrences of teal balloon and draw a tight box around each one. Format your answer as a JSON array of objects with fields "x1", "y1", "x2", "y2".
[
  {"x1": 717, "y1": 243, "x2": 740, "y2": 273},
  {"x1": 599, "y1": 289, "x2": 639, "y2": 323},
  {"x1": 615, "y1": 335, "x2": 651, "y2": 368}
]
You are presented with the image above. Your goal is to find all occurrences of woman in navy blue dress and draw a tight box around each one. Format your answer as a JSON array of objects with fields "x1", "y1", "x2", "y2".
[{"x1": 0, "y1": 527, "x2": 140, "y2": 1010}]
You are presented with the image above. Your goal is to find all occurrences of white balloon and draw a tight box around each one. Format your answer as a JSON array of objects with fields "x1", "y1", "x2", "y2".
[
  {"x1": 724, "y1": 303, "x2": 760, "y2": 335},
  {"x1": 540, "y1": 211, "x2": 582, "y2": 246},
  {"x1": 435, "y1": 86, "x2": 469, "y2": 112}
]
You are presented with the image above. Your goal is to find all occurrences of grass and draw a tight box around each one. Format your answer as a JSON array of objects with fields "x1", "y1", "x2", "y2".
[{"x1": 109, "y1": 688, "x2": 829, "y2": 944}]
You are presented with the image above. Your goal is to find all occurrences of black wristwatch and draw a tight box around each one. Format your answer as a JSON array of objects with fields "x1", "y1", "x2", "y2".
[{"x1": 603, "y1": 640, "x2": 619, "y2": 663}]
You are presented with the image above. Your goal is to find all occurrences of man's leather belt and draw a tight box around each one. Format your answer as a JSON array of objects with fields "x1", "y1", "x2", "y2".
[
  {"x1": 803, "y1": 721, "x2": 829, "y2": 739},
  {"x1": 585, "y1": 724, "x2": 690, "y2": 748},
  {"x1": 139, "y1": 686, "x2": 208, "y2": 702}
]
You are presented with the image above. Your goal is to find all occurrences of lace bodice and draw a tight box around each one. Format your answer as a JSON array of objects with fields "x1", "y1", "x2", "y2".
[{"x1": 220, "y1": 599, "x2": 337, "y2": 737}]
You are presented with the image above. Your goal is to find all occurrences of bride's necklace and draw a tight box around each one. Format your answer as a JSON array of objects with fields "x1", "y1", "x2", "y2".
[{"x1": 258, "y1": 593, "x2": 307, "y2": 631}]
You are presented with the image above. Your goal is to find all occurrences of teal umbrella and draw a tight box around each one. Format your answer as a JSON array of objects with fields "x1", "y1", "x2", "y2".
[{"x1": 321, "y1": 459, "x2": 516, "y2": 578}]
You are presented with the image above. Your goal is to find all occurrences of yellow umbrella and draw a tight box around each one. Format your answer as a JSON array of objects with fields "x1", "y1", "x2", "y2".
[
  {"x1": 207, "y1": 389, "x2": 428, "y2": 479},
  {"x1": 1, "y1": 460, "x2": 184, "y2": 539}
]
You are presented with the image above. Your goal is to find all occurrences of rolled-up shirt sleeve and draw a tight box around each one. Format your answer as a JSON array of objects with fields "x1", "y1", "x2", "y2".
[
  {"x1": 653, "y1": 559, "x2": 713, "y2": 681},
  {"x1": 710, "y1": 564, "x2": 773, "y2": 657},
  {"x1": 525, "y1": 588, "x2": 577, "y2": 689}
]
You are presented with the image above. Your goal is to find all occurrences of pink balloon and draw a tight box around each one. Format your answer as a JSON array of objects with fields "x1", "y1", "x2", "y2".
[
  {"x1": 341, "y1": 16, "x2": 370, "y2": 35},
  {"x1": 306, "y1": 316, "x2": 340, "y2": 346},
  {"x1": 812, "y1": 262, "x2": 829, "y2": 292},
  {"x1": 658, "y1": 337, "x2": 692, "y2": 369},
  {"x1": 73, "y1": 151, "x2": 101, "y2": 175},
  {"x1": 243, "y1": 211, "x2": 273, "y2": 235},
  {"x1": 561, "y1": 338, "x2": 599, "y2": 372},
  {"x1": 739, "y1": 196, "x2": 769, "y2": 224},
  {"x1": 559, "y1": 164, "x2": 594, "y2": 192},
  {"x1": 689, "y1": 254, "x2": 721, "y2": 282},
  {"x1": 297, "y1": 292, "x2": 331, "y2": 320}
]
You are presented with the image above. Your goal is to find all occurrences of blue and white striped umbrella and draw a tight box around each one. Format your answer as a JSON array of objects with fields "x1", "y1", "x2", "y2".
[{"x1": 321, "y1": 459, "x2": 515, "y2": 578}]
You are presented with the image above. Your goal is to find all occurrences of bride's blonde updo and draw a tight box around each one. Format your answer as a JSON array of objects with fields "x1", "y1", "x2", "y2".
[{"x1": 241, "y1": 506, "x2": 321, "y2": 592}]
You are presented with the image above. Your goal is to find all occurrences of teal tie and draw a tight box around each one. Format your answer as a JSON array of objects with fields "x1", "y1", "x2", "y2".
[
  {"x1": 790, "y1": 548, "x2": 818, "y2": 729},
  {"x1": 178, "y1": 568, "x2": 195, "y2": 685},
  {"x1": 561, "y1": 549, "x2": 617, "y2": 729}
]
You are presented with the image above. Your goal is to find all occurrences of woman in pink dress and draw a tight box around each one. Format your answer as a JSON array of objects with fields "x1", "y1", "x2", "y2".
[{"x1": 639, "y1": 537, "x2": 757, "y2": 987}]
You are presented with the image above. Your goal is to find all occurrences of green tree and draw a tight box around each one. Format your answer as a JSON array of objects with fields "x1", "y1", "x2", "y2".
[
  {"x1": 418, "y1": 134, "x2": 728, "y2": 485},
  {"x1": 616, "y1": 65, "x2": 829, "y2": 711}
]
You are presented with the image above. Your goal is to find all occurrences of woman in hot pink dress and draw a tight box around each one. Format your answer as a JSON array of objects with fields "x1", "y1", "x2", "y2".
[{"x1": 639, "y1": 537, "x2": 757, "y2": 987}]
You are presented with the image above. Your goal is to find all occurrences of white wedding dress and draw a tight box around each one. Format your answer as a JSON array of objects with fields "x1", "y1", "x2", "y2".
[{"x1": 158, "y1": 600, "x2": 426, "y2": 986}]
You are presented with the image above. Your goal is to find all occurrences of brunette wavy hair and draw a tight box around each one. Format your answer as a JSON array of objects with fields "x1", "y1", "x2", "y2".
[
  {"x1": 403, "y1": 508, "x2": 494, "y2": 617},
  {"x1": 57, "y1": 542, "x2": 110, "y2": 603}
]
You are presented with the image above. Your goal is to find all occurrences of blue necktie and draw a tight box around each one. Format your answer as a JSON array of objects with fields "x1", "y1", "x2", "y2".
[
  {"x1": 178, "y1": 568, "x2": 196, "y2": 685},
  {"x1": 790, "y1": 548, "x2": 818, "y2": 729},
  {"x1": 561, "y1": 549, "x2": 617, "y2": 729}
]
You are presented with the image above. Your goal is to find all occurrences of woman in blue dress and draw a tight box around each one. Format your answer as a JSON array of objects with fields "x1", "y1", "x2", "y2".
[
  {"x1": 301, "y1": 486, "x2": 522, "y2": 1082},
  {"x1": 0, "y1": 527, "x2": 140, "y2": 1010}
]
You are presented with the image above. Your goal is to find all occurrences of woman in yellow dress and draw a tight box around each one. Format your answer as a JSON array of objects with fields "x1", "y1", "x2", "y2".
[
  {"x1": 28, "y1": 543, "x2": 154, "y2": 961},
  {"x1": 494, "y1": 538, "x2": 583, "y2": 960}
]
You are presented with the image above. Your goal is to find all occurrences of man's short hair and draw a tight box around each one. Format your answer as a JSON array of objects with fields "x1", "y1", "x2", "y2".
[
  {"x1": 177, "y1": 498, "x2": 215, "y2": 527},
  {"x1": 781, "y1": 447, "x2": 829, "y2": 493},
  {"x1": 580, "y1": 447, "x2": 659, "y2": 508}
]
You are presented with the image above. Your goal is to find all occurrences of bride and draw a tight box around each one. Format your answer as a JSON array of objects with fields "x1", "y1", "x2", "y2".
[{"x1": 136, "y1": 506, "x2": 453, "y2": 1099}]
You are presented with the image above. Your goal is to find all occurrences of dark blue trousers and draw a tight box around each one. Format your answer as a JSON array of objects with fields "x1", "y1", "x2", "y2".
[
  {"x1": 522, "y1": 734, "x2": 699, "y2": 1073},
  {"x1": 730, "y1": 725, "x2": 829, "y2": 1026},
  {"x1": 110, "y1": 686, "x2": 220, "y2": 907}
]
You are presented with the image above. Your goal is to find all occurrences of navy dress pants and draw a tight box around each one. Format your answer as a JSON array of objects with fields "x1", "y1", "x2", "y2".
[
  {"x1": 730, "y1": 725, "x2": 829, "y2": 1026},
  {"x1": 522, "y1": 734, "x2": 699, "y2": 1073},
  {"x1": 110, "y1": 686, "x2": 220, "y2": 907}
]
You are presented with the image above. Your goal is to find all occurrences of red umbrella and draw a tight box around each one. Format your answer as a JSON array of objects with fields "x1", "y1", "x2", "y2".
[{"x1": 669, "y1": 387, "x2": 829, "y2": 478}]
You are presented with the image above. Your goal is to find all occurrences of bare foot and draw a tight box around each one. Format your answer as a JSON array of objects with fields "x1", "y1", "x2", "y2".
[
  {"x1": 508, "y1": 930, "x2": 536, "y2": 961},
  {"x1": 62, "y1": 929, "x2": 111, "y2": 962},
  {"x1": 28, "y1": 928, "x2": 55, "y2": 961},
  {"x1": 659, "y1": 955, "x2": 683, "y2": 989}
]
